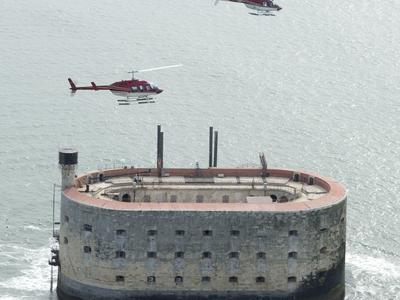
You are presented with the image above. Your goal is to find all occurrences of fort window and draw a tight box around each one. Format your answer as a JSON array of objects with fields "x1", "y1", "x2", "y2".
[
  {"x1": 320, "y1": 247, "x2": 327, "y2": 254},
  {"x1": 308, "y1": 176, "x2": 315, "y2": 185},
  {"x1": 175, "y1": 276, "x2": 183, "y2": 284},
  {"x1": 148, "y1": 229, "x2": 157, "y2": 236},
  {"x1": 83, "y1": 246, "x2": 91, "y2": 253},
  {"x1": 64, "y1": 215, "x2": 69, "y2": 223},
  {"x1": 147, "y1": 252, "x2": 157, "y2": 258},
  {"x1": 122, "y1": 193, "x2": 131, "y2": 202},
  {"x1": 83, "y1": 224, "x2": 92, "y2": 232},
  {"x1": 288, "y1": 252, "x2": 297, "y2": 259},
  {"x1": 116, "y1": 229, "x2": 126, "y2": 236},
  {"x1": 202, "y1": 251, "x2": 212, "y2": 259},
  {"x1": 147, "y1": 276, "x2": 156, "y2": 284},
  {"x1": 116, "y1": 276, "x2": 125, "y2": 282},
  {"x1": 257, "y1": 252, "x2": 266, "y2": 259},
  {"x1": 279, "y1": 196, "x2": 289, "y2": 203},
  {"x1": 196, "y1": 195, "x2": 204, "y2": 203},
  {"x1": 170, "y1": 195, "x2": 177, "y2": 202},
  {"x1": 229, "y1": 252, "x2": 239, "y2": 259},
  {"x1": 320, "y1": 228, "x2": 328, "y2": 233},
  {"x1": 270, "y1": 194, "x2": 277, "y2": 202},
  {"x1": 175, "y1": 230, "x2": 185, "y2": 236},
  {"x1": 175, "y1": 251, "x2": 184, "y2": 258},
  {"x1": 143, "y1": 195, "x2": 151, "y2": 202},
  {"x1": 288, "y1": 276, "x2": 297, "y2": 283},
  {"x1": 202, "y1": 276, "x2": 211, "y2": 283},
  {"x1": 256, "y1": 276, "x2": 266, "y2": 283},
  {"x1": 222, "y1": 195, "x2": 230, "y2": 203},
  {"x1": 229, "y1": 276, "x2": 238, "y2": 283},
  {"x1": 230, "y1": 230, "x2": 240, "y2": 236},
  {"x1": 112, "y1": 195, "x2": 119, "y2": 200},
  {"x1": 64, "y1": 237, "x2": 68, "y2": 244},
  {"x1": 203, "y1": 230, "x2": 213, "y2": 237},
  {"x1": 293, "y1": 173, "x2": 300, "y2": 182},
  {"x1": 116, "y1": 251, "x2": 126, "y2": 258},
  {"x1": 289, "y1": 230, "x2": 298, "y2": 236}
]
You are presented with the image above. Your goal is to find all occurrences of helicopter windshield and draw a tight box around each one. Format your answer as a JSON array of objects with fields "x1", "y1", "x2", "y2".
[{"x1": 149, "y1": 83, "x2": 158, "y2": 89}]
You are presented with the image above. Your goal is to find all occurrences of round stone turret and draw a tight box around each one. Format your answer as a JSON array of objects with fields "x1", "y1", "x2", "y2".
[{"x1": 59, "y1": 148, "x2": 78, "y2": 190}]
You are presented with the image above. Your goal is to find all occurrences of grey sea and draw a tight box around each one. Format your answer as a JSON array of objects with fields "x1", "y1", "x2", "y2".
[{"x1": 0, "y1": 0, "x2": 399, "y2": 299}]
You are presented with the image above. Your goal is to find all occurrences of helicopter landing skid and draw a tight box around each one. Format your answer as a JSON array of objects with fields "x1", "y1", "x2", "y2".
[
  {"x1": 117, "y1": 97, "x2": 155, "y2": 105},
  {"x1": 249, "y1": 11, "x2": 275, "y2": 16}
]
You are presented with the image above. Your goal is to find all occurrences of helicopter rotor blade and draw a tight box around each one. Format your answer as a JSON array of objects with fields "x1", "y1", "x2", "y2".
[{"x1": 134, "y1": 64, "x2": 183, "y2": 73}]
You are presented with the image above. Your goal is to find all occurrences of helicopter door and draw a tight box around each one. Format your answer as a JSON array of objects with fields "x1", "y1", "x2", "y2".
[{"x1": 138, "y1": 85, "x2": 144, "y2": 92}]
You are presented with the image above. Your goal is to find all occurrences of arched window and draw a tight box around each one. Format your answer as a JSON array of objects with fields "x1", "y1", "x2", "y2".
[{"x1": 122, "y1": 193, "x2": 131, "y2": 202}]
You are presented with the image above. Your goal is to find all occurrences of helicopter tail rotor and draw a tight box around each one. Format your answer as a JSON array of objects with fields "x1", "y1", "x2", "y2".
[{"x1": 68, "y1": 78, "x2": 77, "y2": 91}]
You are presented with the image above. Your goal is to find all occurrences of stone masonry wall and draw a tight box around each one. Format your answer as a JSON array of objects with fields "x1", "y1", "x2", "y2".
[{"x1": 59, "y1": 193, "x2": 346, "y2": 298}]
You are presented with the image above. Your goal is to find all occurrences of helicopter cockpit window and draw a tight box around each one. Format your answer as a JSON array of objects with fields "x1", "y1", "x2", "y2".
[
  {"x1": 146, "y1": 85, "x2": 151, "y2": 91},
  {"x1": 139, "y1": 85, "x2": 144, "y2": 91},
  {"x1": 149, "y1": 83, "x2": 158, "y2": 89},
  {"x1": 131, "y1": 86, "x2": 138, "y2": 92}
]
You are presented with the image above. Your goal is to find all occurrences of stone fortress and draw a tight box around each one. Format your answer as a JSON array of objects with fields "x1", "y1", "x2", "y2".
[{"x1": 53, "y1": 127, "x2": 347, "y2": 300}]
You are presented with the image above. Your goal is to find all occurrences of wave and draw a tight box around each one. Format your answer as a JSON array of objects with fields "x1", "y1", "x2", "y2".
[{"x1": 0, "y1": 241, "x2": 57, "y2": 293}]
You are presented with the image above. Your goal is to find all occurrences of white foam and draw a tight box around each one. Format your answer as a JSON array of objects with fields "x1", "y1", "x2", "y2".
[
  {"x1": 346, "y1": 253, "x2": 400, "y2": 279},
  {"x1": 0, "y1": 243, "x2": 56, "y2": 292}
]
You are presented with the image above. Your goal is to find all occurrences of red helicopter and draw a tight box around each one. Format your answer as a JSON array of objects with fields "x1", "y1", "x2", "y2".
[
  {"x1": 215, "y1": 0, "x2": 282, "y2": 15},
  {"x1": 68, "y1": 64, "x2": 182, "y2": 105}
]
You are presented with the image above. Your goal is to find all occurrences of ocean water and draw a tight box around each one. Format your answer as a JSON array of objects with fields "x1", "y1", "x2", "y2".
[{"x1": 0, "y1": 0, "x2": 399, "y2": 299}]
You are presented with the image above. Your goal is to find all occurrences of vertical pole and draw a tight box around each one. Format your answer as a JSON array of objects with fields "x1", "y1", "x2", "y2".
[
  {"x1": 209, "y1": 126, "x2": 213, "y2": 167},
  {"x1": 157, "y1": 125, "x2": 161, "y2": 162},
  {"x1": 52, "y1": 183, "x2": 55, "y2": 237},
  {"x1": 213, "y1": 131, "x2": 218, "y2": 167},
  {"x1": 160, "y1": 131, "x2": 164, "y2": 170}
]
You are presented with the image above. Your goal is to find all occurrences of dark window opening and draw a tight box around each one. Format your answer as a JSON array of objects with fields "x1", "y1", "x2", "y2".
[
  {"x1": 147, "y1": 252, "x2": 157, "y2": 258},
  {"x1": 64, "y1": 215, "x2": 69, "y2": 223},
  {"x1": 116, "y1": 251, "x2": 126, "y2": 258},
  {"x1": 122, "y1": 193, "x2": 131, "y2": 202},
  {"x1": 256, "y1": 276, "x2": 265, "y2": 283},
  {"x1": 148, "y1": 229, "x2": 157, "y2": 236},
  {"x1": 288, "y1": 252, "x2": 297, "y2": 259},
  {"x1": 279, "y1": 196, "x2": 289, "y2": 203},
  {"x1": 83, "y1": 246, "x2": 91, "y2": 253},
  {"x1": 229, "y1": 276, "x2": 238, "y2": 283},
  {"x1": 196, "y1": 195, "x2": 204, "y2": 203},
  {"x1": 320, "y1": 228, "x2": 328, "y2": 233},
  {"x1": 222, "y1": 195, "x2": 230, "y2": 203},
  {"x1": 64, "y1": 237, "x2": 68, "y2": 244},
  {"x1": 202, "y1": 276, "x2": 211, "y2": 283},
  {"x1": 83, "y1": 224, "x2": 92, "y2": 232},
  {"x1": 229, "y1": 252, "x2": 239, "y2": 259},
  {"x1": 175, "y1": 251, "x2": 184, "y2": 258},
  {"x1": 175, "y1": 276, "x2": 183, "y2": 284},
  {"x1": 320, "y1": 247, "x2": 327, "y2": 254},
  {"x1": 116, "y1": 275, "x2": 125, "y2": 282},
  {"x1": 202, "y1": 251, "x2": 212, "y2": 259},
  {"x1": 203, "y1": 230, "x2": 213, "y2": 237},
  {"x1": 293, "y1": 173, "x2": 300, "y2": 182},
  {"x1": 289, "y1": 230, "x2": 298, "y2": 236},
  {"x1": 288, "y1": 276, "x2": 297, "y2": 283},
  {"x1": 147, "y1": 276, "x2": 156, "y2": 284},
  {"x1": 230, "y1": 230, "x2": 240, "y2": 236},
  {"x1": 270, "y1": 194, "x2": 277, "y2": 202},
  {"x1": 113, "y1": 195, "x2": 119, "y2": 200},
  {"x1": 308, "y1": 176, "x2": 314, "y2": 185},
  {"x1": 116, "y1": 229, "x2": 126, "y2": 236},
  {"x1": 257, "y1": 252, "x2": 266, "y2": 259},
  {"x1": 175, "y1": 230, "x2": 185, "y2": 236}
]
